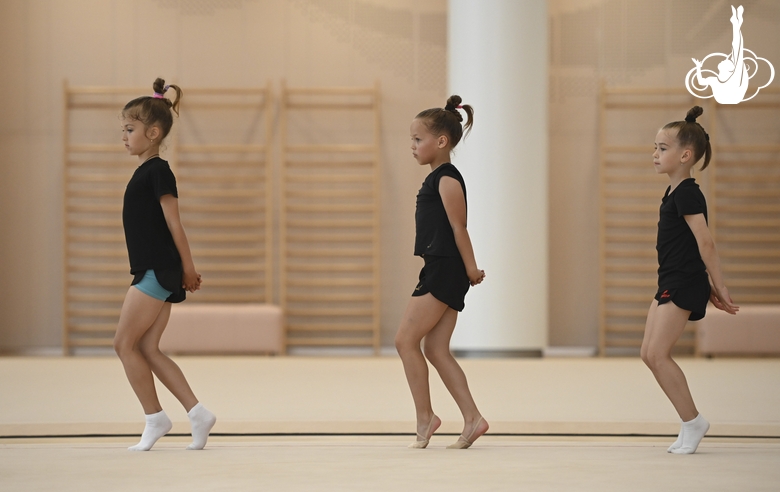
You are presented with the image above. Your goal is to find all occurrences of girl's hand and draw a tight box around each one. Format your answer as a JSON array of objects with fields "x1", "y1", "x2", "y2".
[
  {"x1": 468, "y1": 268, "x2": 486, "y2": 286},
  {"x1": 710, "y1": 285, "x2": 738, "y2": 315},
  {"x1": 182, "y1": 268, "x2": 202, "y2": 293}
]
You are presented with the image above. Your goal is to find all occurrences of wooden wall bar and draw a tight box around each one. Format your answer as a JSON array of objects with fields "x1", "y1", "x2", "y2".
[{"x1": 280, "y1": 82, "x2": 382, "y2": 354}]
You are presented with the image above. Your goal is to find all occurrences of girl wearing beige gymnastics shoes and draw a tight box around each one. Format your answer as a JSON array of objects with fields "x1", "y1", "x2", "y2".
[{"x1": 395, "y1": 96, "x2": 489, "y2": 449}]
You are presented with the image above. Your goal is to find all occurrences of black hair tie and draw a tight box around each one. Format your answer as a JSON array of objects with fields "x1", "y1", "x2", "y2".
[
  {"x1": 685, "y1": 116, "x2": 709, "y2": 141},
  {"x1": 695, "y1": 122, "x2": 709, "y2": 141}
]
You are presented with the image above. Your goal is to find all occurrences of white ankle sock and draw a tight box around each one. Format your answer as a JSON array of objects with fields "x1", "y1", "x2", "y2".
[
  {"x1": 186, "y1": 403, "x2": 216, "y2": 450},
  {"x1": 128, "y1": 410, "x2": 172, "y2": 451},
  {"x1": 670, "y1": 414, "x2": 709, "y2": 455},
  {"x1": 667, "y1": 420, "x2": 684, "y2": 452}
]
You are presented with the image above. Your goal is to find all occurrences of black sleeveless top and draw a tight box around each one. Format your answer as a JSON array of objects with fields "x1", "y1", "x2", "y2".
[{"x1": 414, "y1": 163, "x2": 467, "y2": 257}]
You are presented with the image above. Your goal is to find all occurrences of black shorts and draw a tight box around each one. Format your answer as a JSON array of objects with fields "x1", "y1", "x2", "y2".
[
  {"x1": 411, "y1": 255, "x2": 470, "y2": 312},
  {"x1": 655, "y1": 278, "x2": 710, "y2": 321}
]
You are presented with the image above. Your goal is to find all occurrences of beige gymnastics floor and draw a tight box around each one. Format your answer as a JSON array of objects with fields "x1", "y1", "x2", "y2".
[
  {"x1": 1, "y1": 356, "x2": 779, "y2": 491},
  {"x1": 2, "y1": 436, "x2": 780, "y2": 491},
  {"x1": 1, "y1": 356, "x2": 778, "y2": 437}
]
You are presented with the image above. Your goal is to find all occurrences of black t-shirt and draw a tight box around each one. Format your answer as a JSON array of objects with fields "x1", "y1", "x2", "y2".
[
  {"x1": 656, "y1": 178, "x2": 708, "y2": 288},
  {"x1": 122, "y1": 157, "x2": 182, "y2": 279},
  {"x1": 414, "y1": 163, "x2": 467, "y2": 257}
]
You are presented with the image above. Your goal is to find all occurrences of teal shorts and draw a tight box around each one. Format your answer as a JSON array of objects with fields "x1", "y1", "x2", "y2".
[{"x1": 133, "y1": 270, "x2": 173, "y2": 301}]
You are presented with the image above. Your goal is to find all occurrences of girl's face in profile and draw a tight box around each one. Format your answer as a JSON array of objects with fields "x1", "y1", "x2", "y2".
[
  {"x1": 410, "y1": 118, "x2": 441, "y2": 166},
  {"x1": 121, "y1": 117, "x2": 157, "y2": 157},
  {"x1": 653, "y1": 129, "x2": 689, "y2": 175}
]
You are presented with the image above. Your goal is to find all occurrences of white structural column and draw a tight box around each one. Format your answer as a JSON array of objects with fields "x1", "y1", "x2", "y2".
[{"x1": 449, "y1": 0, "x2": 548, "y2": 353}]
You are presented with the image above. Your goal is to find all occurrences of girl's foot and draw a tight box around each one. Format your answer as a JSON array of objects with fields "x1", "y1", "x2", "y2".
[
  {"x1": 128, "y1": 410, "x2": 172, "y2": 451},
  {"x1": 408, "y1": 414, "x2": 441, "y2": 449},
  {"x1": 670, "y1": 414, "x2": 709, "y2": 455},
  {"x1": 186, "y1": 403, "x2": 216, "y2": 450},
  {"x1": 447, "y1": 416, "x2": 489, "y2": 449},
  {"x1": 667, "y1": 420, "x2": 684, "y2": 452}
]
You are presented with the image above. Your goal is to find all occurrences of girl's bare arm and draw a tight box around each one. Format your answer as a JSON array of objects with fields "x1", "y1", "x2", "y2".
[
  {"x1": 684, "y1": 213, "x2": 738, "y2": 314},
  {"x1": 440, "y1": 176, "x2": 485, "y2": 286},
  {"x1": 160, "y1": 194, "x2": 201, "y2": 292}
]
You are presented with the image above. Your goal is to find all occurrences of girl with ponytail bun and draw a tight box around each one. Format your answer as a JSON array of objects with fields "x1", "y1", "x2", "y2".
[
  {"x1": 395, "y1": 95, "x2": 488, "y2": 450},
  {"x1": 642, "y1": 106, "x2": 738, "y2": 454},
  {"x1": 115, "y1": 78, "x2": 216, "y2": 451},
  {"x1": 122, "y1": 77, "x2": 183, "y2": 142}
]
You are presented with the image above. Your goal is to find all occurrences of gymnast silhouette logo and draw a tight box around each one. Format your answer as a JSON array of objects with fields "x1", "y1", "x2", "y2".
[{"x1": 685, "y1": 5, "x2": 774, "y2": 104}]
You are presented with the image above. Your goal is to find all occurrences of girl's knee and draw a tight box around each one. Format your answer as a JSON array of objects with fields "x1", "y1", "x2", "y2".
[
  {"x1": 640, "y1": 349, "x2": 651, "y2": 368},
  {"x1": 112, "y1": 338, "x2": 122, "y2": 356},
  {"x1": 640, "y1": 343, "x2": 650, "y2": 365},
  {"x1": 138, "y1": 341, "x2": 162, "y2": 359},
  {"x1": 394, "y1": 334, "x2": 410, "y2": 353},
  {"x1": 113, "y1": 335, "x2": 134, "y2": 357},
  {"x1": 642, "y1": 346, "x2": 669, "y2": 370},
  {"x1": 395, "y1": 331, "x2": 420, "y2": 355},
  {"x1": 422, "y1": 342, "x2": 449, "y2": 365}
]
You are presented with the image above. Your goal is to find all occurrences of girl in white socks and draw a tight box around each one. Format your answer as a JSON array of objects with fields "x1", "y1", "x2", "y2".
[
  {"x1": 642, "y1": 106, "x2": 738, "y2": 454},
  {"x1": 114, "y1": 78, "x2": 216, "y2": 451}
]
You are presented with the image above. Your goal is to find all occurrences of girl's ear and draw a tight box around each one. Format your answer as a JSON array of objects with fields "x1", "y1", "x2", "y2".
[
  {"x1": 437, "y1": 134, "x2": 449, "y2": 149},
  {"x1": 680, "y1": 148, "x2": 693, "y2": 164},
  {"x1": 146, "y1": 125, "x2": 161, "y2": 141}
]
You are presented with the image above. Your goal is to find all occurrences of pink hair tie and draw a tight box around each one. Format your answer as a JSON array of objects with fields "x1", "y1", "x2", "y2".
[
  {"x1": 152, "y1": 85, "x2": 170, "y2": 99},
  {"x1": 456, "y1": 105, "x2": 463, "y2": 109}
]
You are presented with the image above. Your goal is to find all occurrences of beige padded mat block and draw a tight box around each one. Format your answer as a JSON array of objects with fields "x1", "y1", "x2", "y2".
[
  {"x1": 160, "y1": 303, "x2": 283, "y2": 355},
  {"x1": 698, "y1": 304, "x2": 780, "y2": 356}
]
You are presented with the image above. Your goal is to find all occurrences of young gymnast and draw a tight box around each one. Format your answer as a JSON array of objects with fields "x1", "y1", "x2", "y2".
[
  {"x1": 114, "y1": 78, "x2": 216, "y2": 451},
  {"x1": 642, "y1": 106, "x2": 738, "y2": 454},
  {"x1": 395, "y1": 95, "x2": 489, "y2": 449}
]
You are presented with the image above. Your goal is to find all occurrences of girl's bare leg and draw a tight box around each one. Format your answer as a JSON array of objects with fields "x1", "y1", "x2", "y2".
[
  {"x1": 395, "y1": 294, "x2": 449, "y2": 441},
  {"x1": 138, "y1": 302, "x2": 198, "y2": 412},
  {"x1": 138, "y1": 302, "x2": 216, "y2": 449},
  {"x1": 423, "y1": 308, "x2": 489, "y2": 447},
  {"x1": 641, "y1": 300, "x2": 698, "y2": 421},
  {"x1": 114, "y1": 287, "x2": 167, "y2": 414},
  {"x1": 641, "y1": 300, "x2": 709, "y2": 454},
  {"x1": 113, "y1": 287, "x2": 173, "y2": 450}
]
